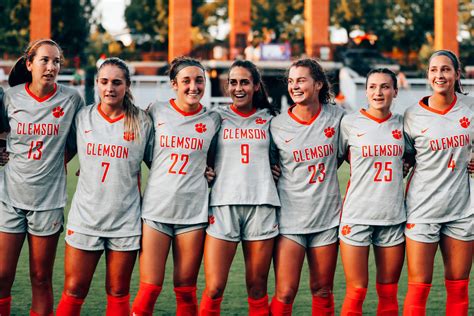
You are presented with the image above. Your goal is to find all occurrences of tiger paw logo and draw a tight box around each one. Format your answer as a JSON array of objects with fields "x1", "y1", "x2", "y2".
[
  {"x1": 459, "y1": 117, "x2": 470, "y2": 128},
  {"x1": 208, "y1": 215, "x2": 215, "y2": 224},
  {"x1": 123, "y1": 132, "x2": 135, "y2": 141},
  {"x1": 67, "y1": 229, "x2": 74, "y2": 235},
  {"x1": 392, "y1": 129, "x2": 402, "y2": 140},
  {"x1": 406, "y1": 223, "x2": 416, "y2": 230},
  {"x1": 324, "y1": 127, "x2": 335, "y2": 138},
  {"x1": 255, "y1": 117, "x2": 267, "y2": 124},
  {"x1": 195, "y1": 123, "x2": 207, "y2": 133},
  {"x1": 341, "y1": 225, "x2": 351, "y2": 236},
  {"x1": 52, "y1": 106, "x2": 64, "y2": 118}
]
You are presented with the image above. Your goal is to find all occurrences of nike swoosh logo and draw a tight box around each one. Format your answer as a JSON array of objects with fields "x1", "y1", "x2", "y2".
[
  {"x1": 85, "y1": 130, "x2": 92, "y2": 133},
  {"x1": 157, "y1": 122, "x2": 165, "y2": 127},
  {"x1": 357, "y1": 133, "x2": 366, "y2": 137},
  {"x1": 421, "y1": 128, "x2": 429, "y2": 134},
  {"x1": 284, "y1": 138, "x2": 293, "y2": 143}
]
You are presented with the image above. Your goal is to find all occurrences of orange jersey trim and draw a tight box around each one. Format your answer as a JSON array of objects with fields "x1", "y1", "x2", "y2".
[
  {"x1": 418, "y1": 94, "x2": 457, "y2": 115},
  {"x1": 170, "y1": 99, "x2": 203, "y2": 116},
  {"x1": 360, "y1": 109, "x2": 392, "y2": 124},
  {"x1": 25, "y1": 83, "x2": 57, "y2": 103},
  {"x1": 230, "y1": 104, "x2": 257, "y2": 117},
  {"x1": 288, "y1": 104, "x2": 322, "y2": 125},
  {"x1": 97, "y1": 103, "x2": 125, "y2": 123}
]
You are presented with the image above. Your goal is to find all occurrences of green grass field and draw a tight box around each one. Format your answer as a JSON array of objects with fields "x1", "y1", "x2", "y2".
[{"x1": 8, "y1": 159, "x2": 473, "y2": 315}]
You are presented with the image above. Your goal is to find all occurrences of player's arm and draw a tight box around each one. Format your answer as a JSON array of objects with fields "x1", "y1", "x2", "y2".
[
  {"x1": 337, "y1": 116, "x2": 350, "y2": 168},
  {"x1": 143, "y1": 116, "x2": 155, "y2": 169},
  {"x1": 402, "y1": 129, "x2": 416, "y2": 178},
  {"x1": 269, "y1": 134, "x2": 281, "y2": 182},
  {"x1": 205, "y1": 133, "x2": 218, "y2": 184}
]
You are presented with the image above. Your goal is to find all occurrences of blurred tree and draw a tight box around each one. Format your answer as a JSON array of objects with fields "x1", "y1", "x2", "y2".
[
  {"x1": 331, "y1": 0, "x2": 433, "y2": 57},
  {"x1": 251, "y1": 0, "x2": 304, "y2": 45},
  {"x1": 0, "y1": 0, "x2": 30, "y2": 57},
  {"x1": 0, "y1": 0, "x2": 92, "y2": 63},
  {"x1": 125, "y1": 0, "x2": 209, "y2": 52},
  {"x1": 52, "y1": 0, "x2": 94, "y2": 63},
  {"x1": 125, "y1": 0, "x2": 168, "y2": 51}
]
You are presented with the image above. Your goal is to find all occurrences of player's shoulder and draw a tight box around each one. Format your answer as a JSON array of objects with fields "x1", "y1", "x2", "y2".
[
  {"x1": 340, "y1": 110, "x2": 359, "y2": 128},
  {"x1": 403, "y1": 99, "x2": 424, "y2": 118},
  {"x1": 391, "y1": 112, "x2": 404, "y2": 124},
  {"x1": 4, "y1": 83, "x2": 25, "y2": 98},
  {"x1": 456, "y1": 93, "x2": 474, "y2": 110},
  {"x1": 323, "y1": 103, "x2": 345, "y2": 120},
  {"x1": 57, "y1": 84, "x2": 82, "y2": 101},
  {"x1": 204, "y1": 106, "x2": 221, "y2": 128},
  {"x1": 270, "y1": 109, "x2": 289, "y2": 128},
  {"x1": 255, "y1": 107, "x2": 274, "y2": 119},
  {"x1": 76, "y1": 102, "x2": 95, "y2": 118}
]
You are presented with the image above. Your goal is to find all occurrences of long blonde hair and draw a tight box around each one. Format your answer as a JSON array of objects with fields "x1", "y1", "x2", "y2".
[{"x1": 98, "y1": 57, "x2": 141, "y2": 141}]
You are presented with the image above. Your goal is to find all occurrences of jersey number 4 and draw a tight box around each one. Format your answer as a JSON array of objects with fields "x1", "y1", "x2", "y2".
[
  {"x1": 169, "y1": 153, "x2": 189, "y2": 175},
  {"x1": 27, "y1": 141, "x2": 43, "y2": 160}
]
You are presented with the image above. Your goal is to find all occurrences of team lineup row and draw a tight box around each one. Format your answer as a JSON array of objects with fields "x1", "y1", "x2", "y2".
[{"x1": 0, "y1": 39, "x2": 472, "y2": 316}]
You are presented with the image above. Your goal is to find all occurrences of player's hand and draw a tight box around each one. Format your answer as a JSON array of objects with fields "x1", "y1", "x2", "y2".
[
  {"x1": 205, "y1": 166, "x2": 216, "y2": 183},
  {"x1": 402, "y1": 159, "x2": 412, "y2": 178},
  {"x1": 271, "y1": 164, "x2": 281, "y2": 182},
  {"x1": 0, "y1": 148, "x2": 9, "y2": 166},
  {"x1": 468, "y1": 158, "x2": 474, "y2": 174}
]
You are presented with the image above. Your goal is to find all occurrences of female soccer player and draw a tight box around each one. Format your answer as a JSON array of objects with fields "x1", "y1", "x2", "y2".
[
  {"x1": 56, "y1": 58, "x2": 154, "y2": 316},
  {"x1": 339, "y1": 69, "x2": 405, "y2": 315},
  {"x1": 199, "y1": 60, "x2": 280, "y2": 315},
  {"x1": 269, "y1": 58, "x2": 344, "y2": 315},
  {"x1": 0, "y1": 39, "x2": 84, "y2": 316},
  {"x1": 131, "y1": 57, "x2": 220, "y2": 316},
  {"x1": 403, "y1": 50, "x2": 473, "y2": 315}
]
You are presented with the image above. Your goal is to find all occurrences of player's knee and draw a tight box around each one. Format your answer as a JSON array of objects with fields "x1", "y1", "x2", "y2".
[
  {"x1": 276, "y1": 287, "x2": 298, "y2": 304},
  {"x1": 205, "y1": 284, "x2": 225, "y2": 299},
  {"x1": 63, "y1": 279, "x2": 90, "y2": 299},
  {"x1": 246, "y1": 282, "x2": 267, "y2": 299},
  {"x1": 0, "y1": 270, "x2": 15, "y2": 296},
  {"x1": 29, "y1": 269, "x2": 52, "y2": 289},
  {"x1": 106, "y1": 284, "x2": 130, "y2": 297},
  {"x1": 310, "y1": 285, "x2": 333, "y2": 298}
]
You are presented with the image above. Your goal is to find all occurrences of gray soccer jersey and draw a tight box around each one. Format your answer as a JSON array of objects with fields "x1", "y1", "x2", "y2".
[
  {"x1": 404, "y1": 94, "x2": 474, "y2": 223},
  {"x1": 339, "y1": 110, "x2": 406, "y2": 225},
  {"x1": 0, "y1": 83, "x2": 84, "y2": 210},
  {"x1": 209, "y1": 105, "x2": 280, "y2": 207},
  {"x1": 67, "y1": 104, "x2": 154, "y2": 237},
  {"x1": 270, "y1": 104, "x2": 344, "y2": 234},
  {"x1": 142, "y1": 99, "x2": 220, "y2": 224}
]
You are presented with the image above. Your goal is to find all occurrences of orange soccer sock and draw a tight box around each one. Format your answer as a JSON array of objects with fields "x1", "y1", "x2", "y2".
[
  {"x1": 0, "y1": 296, "x2": 11, "y2": 316},
  {"x1": 56, "y1": 292, "x2": 85, "y2": 316},
  {"x1": 445, "y1": 279, "x2": 469, "y2": 316},
  {"x1": 402, "y1": 282, "x2": 431, "y2": 316},
  {"x1": 376, "y1": 283, "x2": 399, "y2": 316},
  {"x1": 174, "y1": 286, "x2": 198, "y2": 316},
  {"x1": 341, "y1": 286, "x2": 367, "y2": 316},
  {"x1": 269, "y1": 297, "x2": 292, "y2": 316},
  {"x1": 106, "y1": 294, "x2": 130, "y2": 316},
  {"x1": 199, "y1": 291, "x2": 223, "y2": 316},
  {"x1": 131, "y1": 282, "x2": 162, "y2": 316},
  {"x1": 312, "y1": 294, "x2": 334, "y2": 316},
  {"x1": 248, "y1": 294, "x2": 269, "y2": 316}
]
